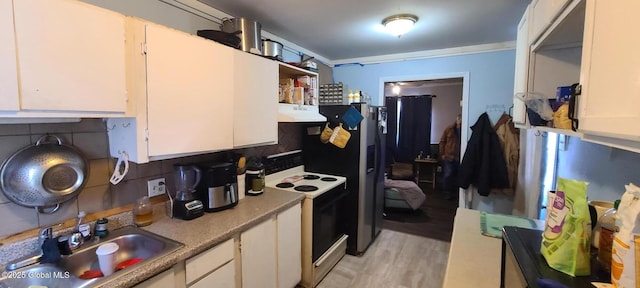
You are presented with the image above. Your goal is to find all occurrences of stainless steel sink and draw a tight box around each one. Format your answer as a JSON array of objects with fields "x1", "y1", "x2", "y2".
[{"x1": 0, "y1": 226, "x2": 183, "y2": 288}]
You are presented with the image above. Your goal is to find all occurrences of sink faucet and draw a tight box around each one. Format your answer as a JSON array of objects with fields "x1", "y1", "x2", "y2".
[
  {"x1": 5, "y1": 225, "x2": 58, "y2": 271},
  {"x1": 6, "y1": 213, "x2": 89, "y2": 271}
]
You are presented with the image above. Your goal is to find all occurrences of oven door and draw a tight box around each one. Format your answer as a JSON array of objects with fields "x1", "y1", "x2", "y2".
[{"x1": 312, "y1": 185, "x2": 348, "y2": 262}]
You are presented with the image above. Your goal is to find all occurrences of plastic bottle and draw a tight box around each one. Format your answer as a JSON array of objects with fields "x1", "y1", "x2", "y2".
[
  {"x1": 354, "y1": 89, "x2": 361, "y2": 103},
  {"x1": 348, "y1": 90, "x2": 354, "y2": 104},
  {"x1": 94, "y1": 218, "x2": 109, "y2": 238},
  {"x1": 598, "y1": 200, "x2": 620, "y2": 272}
]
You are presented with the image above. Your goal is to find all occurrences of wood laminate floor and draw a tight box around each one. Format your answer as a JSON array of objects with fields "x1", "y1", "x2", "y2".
[{"x1": 317, "y1": 229, "x2": 450, "y2": 288}]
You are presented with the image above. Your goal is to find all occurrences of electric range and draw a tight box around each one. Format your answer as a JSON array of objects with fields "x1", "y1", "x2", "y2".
[
  {"x1": 265, "y1": 166, "x2": 346, "y2": 198},
  {"x1": 264, "y1": 150, "x2": 348, "y2": 288}
]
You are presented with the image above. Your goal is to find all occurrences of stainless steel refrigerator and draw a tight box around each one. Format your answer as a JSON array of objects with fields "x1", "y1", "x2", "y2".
[{"x1": 302, "y1": 103, "x2": 386, "y2": 255}]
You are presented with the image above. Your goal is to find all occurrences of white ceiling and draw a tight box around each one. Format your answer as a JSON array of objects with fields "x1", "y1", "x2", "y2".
[{"x1": 196, "y1": 0, "x2": 530, "y2": 62}]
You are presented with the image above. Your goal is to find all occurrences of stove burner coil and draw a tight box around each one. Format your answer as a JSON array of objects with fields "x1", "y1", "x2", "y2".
[
  {"x1": 303, "y1": 174, "x2": 320, "y2": 180},
  {"x1": 320, "y1": 177, "x2": 338, "y2": 182},
  {"x1": 294, "y1": 185, "x2": 319, "y2": 192},
  {"x1": 275, "y1": 182, "x2": 295, "y2": 188}
]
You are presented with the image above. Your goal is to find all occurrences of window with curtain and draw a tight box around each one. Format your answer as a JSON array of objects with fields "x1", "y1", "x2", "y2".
[{"x1": 385, "y1": 95, "x2": 433, "y2": 164}]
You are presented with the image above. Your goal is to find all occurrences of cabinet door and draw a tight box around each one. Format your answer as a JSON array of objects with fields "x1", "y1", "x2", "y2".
[
  {"x1": 579, "y1": 0, "x2": 640, "y2": 138},
  {"x1": 135, "y1": 268, "x2": 175, "y2": 288},
  {"x1": 241, "y1": 217, "x2": 277, "y2": 288},
  {"x1": 186, "y1": 239, "x2": 234, "y2": 285},
  {"x1": 530, "y1": 0, "x2": 571, "y2": 43},
  {"x1": 513, "y1": 6, "x2": 531, "y2": 125},
  {"x1": 144, "y1": 23, "x2": 234, "y2": 156},
  {"x1": 277, "y1": 204, "x2": 302, "y2": 288},
  {"x1": 233, "y1": 51, "x2": 278, "y2": 147},
  {"x1": 190, "y1": 260, "x2": 235, "y2": 288},
  {"x1": 0, "y1": 0, "x2": 19, "y2": 111},
  {"x1": 13, "y1": 0, "x2": 126, "y2": 113}
]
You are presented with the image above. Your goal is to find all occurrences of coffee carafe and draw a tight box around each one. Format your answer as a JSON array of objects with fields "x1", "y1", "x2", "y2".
[{"x1": 172, "y1": 164, "x2": 204, "y2": 220}]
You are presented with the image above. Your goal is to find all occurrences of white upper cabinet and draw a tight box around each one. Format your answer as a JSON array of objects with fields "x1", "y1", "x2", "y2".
[
  {"x1": 233, "y1": 51, "x2": 278, "y2": 148},
  {"x1": 0, "y1": 0, "x2": 19, "y2": 111},
  {"x1": 513, "y1": 6, "x2": 531, "y2": 125},
  {"x1": 144, "y1": 22, "x2": 234, "y2": 157},
  {"x1": 530, "y1": 0, "x2": 571, "y2": 43},
  {"x1": 578, "y1": 0, "x2": 640, "y2": 140},
  {"x1": 107, "y1": 18, "x2": 234, "y2": 163},
  {"x1": 10, "y1": 0, "x2": 127, "y2": 114}
]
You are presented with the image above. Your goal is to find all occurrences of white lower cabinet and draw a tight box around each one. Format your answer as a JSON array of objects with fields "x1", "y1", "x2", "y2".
[
  {"x1": 135, "y1": 267, "x2": 176, "y2": 288},
  {"x1": 241, "y1": 217, "x2": 277, "y2": 288},
  {"x1": 241, "y1": 203, "x2": 302, "y2": 288},
  {"x1": 190, "y1": 260, "x2": 235, "y2": 288},
  {"x1": 186, "y1": 238, "x2": 235, "y2": 288},
  {"x1": 142, "y1": 204, "x2": 302, "y2": 288},
  {"x1": 277, "y1": 203, "x2": 302, "y2": 288}
]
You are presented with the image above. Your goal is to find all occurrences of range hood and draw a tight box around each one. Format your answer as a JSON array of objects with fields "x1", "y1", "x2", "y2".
[{"x1": 278, "y1": 103, "x2": 327, "y2": 122}]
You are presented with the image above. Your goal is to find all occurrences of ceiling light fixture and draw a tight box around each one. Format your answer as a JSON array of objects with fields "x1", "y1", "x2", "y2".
[
  {"x1": 392, "y1": 85, "x2": 401, "y2": 95},
  {"x1": 382, "y1": 14, "x2": 418, "y2": 37}
]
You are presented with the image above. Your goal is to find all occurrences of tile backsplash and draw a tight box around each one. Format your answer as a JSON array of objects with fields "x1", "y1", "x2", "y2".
[{"x1": 0, "y1": 119, "x2": 302, "y2": 238}]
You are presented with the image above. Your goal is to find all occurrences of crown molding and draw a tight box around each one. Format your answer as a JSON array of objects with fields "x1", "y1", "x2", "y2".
[{"x1": 331, "y1": 41, "x2": 516, "y2": 66}]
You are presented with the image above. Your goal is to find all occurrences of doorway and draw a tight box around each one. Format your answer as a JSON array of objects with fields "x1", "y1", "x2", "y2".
[{"x1": 379, "y1": 73, "x2": 468, "y2": 242}]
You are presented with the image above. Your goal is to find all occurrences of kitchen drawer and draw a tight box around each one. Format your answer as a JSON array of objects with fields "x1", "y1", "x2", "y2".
[
  {"x1": 189, "y1": 260, "x2": 235, "y2": 288},
  {"x1": 186, "y1": 238, "x2": 234, "y2": 285}
]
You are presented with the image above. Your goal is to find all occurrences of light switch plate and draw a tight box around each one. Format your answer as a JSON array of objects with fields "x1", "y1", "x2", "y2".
[{"x1": 147, "y1": 178, "x2": 166, "y2": 197}]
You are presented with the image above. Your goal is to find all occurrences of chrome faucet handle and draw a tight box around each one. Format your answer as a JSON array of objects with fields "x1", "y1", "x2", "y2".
[
  {"x1": 67, "y1": 232, "x2": 84, "y2": 251},
  {"x1": 39, "y1": 227, "x2": 53, "y2": 241}
]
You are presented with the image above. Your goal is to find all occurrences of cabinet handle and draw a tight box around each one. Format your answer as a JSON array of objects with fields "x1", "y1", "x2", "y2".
[{"x1": 568, "y1": 83, "x2": 580, "y2": 131}]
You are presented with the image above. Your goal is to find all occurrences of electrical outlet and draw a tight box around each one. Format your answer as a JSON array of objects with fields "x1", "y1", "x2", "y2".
[{"x1": 147, "y1": 178, "x2": 166, "y2": 197}]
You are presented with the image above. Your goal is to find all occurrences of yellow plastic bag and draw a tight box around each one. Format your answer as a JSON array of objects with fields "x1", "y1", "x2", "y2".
[
  {"x1": 611, "y1": 183, "x2": 640, "y2": 288},
  {"x1": 329, "y1": 123, "x2": 351, "y2": 148},
  {"x1": 541, "y1": 177, "x2": 591, "y2": 276},
  {"x1": 553, "y1": 103, "x2": 572, "y2": 130}
]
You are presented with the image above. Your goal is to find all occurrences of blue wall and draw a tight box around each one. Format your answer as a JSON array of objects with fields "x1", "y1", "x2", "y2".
[
  {"x1": 333, "y1": 50, "x2": 516, "y2": 132},
  {"x1": 557, "y1": 136, "x2": 640, "y2": 202},
  {"x1": 333, "y1": 50, "x2": 518, "y2": 213}
]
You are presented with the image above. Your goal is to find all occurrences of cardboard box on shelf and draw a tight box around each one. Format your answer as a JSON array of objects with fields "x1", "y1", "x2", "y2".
[{"x1": 279, "y1": 78, "x2": 295, "y2": 103}]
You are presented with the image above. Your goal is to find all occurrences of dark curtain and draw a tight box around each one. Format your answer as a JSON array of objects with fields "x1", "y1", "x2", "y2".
[
  {"x1": 385, "y1": 97, "x2": 398, "y2": 167},
  {"x1": 397, "y1": 96, "x2": 432, "y2": 162}
]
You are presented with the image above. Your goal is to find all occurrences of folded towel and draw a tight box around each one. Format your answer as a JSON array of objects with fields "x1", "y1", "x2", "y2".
[{"x1": 480, "y1": 212, "x2": 542, "y2": 238}]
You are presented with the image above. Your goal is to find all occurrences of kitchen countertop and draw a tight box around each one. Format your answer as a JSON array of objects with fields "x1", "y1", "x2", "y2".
[
  {"x1": 103, "y1": 188, "x2": 304, "y2": 288},
  {"x1": 442, "y1": 208, "x2": 543, "y2": 288}
]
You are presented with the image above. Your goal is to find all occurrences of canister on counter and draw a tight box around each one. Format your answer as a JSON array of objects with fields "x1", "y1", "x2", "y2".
[{"x1": 245, "y1": 158, "x2": 264, "y2": 196}]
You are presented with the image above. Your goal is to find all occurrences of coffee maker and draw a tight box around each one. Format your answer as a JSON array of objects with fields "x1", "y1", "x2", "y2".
[
  {"x1": 172, "y1": 164, "x2": 204, "y2": 220},
  {"x1": 198, "y1": 162, "x2": 239, "y2": 212}
]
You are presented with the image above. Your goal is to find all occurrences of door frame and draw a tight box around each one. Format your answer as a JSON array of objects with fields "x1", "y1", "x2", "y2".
[{"x1": 379, "y1": 72, "x2": 470, "y2": 208}]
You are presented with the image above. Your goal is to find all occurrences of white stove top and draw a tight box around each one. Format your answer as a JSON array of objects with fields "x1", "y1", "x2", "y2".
[{"x1": 265, "y1": 166, "x2": 346, "y2": 199}]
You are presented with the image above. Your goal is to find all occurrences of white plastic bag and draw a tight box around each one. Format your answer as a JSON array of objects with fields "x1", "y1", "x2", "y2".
[
  {"x1": 611, "y1": 183, "x2": 640, "y2": 288},
  {"x1": 525, "y1": 92, "x2": 554, "y2": 121}
]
